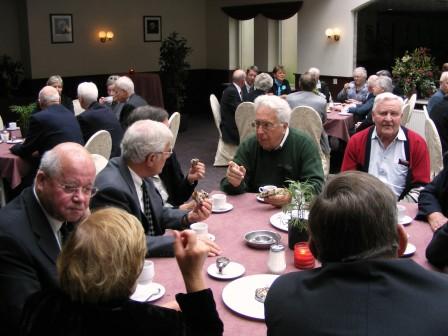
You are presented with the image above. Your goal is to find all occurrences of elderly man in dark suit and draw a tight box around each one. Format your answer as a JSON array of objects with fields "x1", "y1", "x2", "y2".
[
  {"x1": 0, "y1": 143, "x2": 96, "y2": 336},
  {"x1": 265, "y1": 171, "x2": 448, "y2": 336},
  {"x1": 91, "y1": 119, "x2": 220, "y2": 257},
  {"x1": 10, "y1": 86, "x2": 84, "y2": 163},
  {"x1": 76, "y1": 82, "x2": 123, "y2": 158},
  {"x1": 220, "y1": 69, "x2": 246, "y2": 146}
]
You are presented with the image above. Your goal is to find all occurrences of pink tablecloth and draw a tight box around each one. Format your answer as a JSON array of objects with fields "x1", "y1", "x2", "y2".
[
  {"x1": 123, "y1": 72, "x2": 164, "y2": 108},
  {"x1": 150, "y1": 194, "x2": 437, "y2": 335},
  {"x1": 0, "y1": 142, "x2": 29, "y2": 188},
  {"x1": 324, "y1": 110, "x2": 354, "y2": 142}
]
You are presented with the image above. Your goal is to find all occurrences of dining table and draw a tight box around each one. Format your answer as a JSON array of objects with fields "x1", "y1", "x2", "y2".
[
  {"x1": 324, "y1": 109, "x2": 354, "y2": 143},
  {"x1": 121, "y1": 72, "x2": 165, "y2": 108},
  {"x1": 147, "y1": 192, "x2": 438, "y2": 336},
  {"x1": 0, "y1": 141, "x2": 29, "y2": 189}
]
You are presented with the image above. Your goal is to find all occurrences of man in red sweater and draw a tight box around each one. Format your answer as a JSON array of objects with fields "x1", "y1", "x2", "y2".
[{"x1": 341, "y1": 92, "x2": 430, "y2": 202}]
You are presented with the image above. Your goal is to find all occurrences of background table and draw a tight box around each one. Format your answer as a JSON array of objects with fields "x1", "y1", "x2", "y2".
[
  {"x1": 0, "y1": 142, "x2": 29, "y2": 189},
  {"x1": 123, "y1": 72, "x2": 164, "y2": 108},
  {"x1": 324, "y1": 110, "x2": 354, "y2": 143},
  {"x1": 150, "y1": 193, "x2": 437, "y2": 335}
]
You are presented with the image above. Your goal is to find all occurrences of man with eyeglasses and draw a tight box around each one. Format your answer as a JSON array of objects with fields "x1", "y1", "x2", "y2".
[
  {"x1": 220, "y1": 95, "x2": 324, "y2": 206},
  {"x1": 91, "y1": 119, "x2": 221, "y2": 257},
  {"x1": 0, "y1": 142, "x2": 96, "y2": 335}
]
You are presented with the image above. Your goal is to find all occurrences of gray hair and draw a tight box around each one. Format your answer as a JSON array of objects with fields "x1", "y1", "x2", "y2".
[
  {"x1": 373, "y1": 92, "x2": 404, "y2": 113},
  {"x1": 367, "y1": 75, "x2": 378, "y2": 86},
  {"x1": 254, "y1": 73, "x2": 273, "y2": 92},
  {"x1": 127, "y1": 105, "x2": 169, "y2": 126},
  {"x1": 39, "y1": 148, "x2": 62, "y2": 177},
  {"x1": 47, "y1": 75, "x2": 63, "y2": 87},
  {"x1": 376, "y1": 76, "x2": 393, "y2": 93},
  {"x1": 38, "y1": 86, "x2": 60, "y2": 107},
  {"x1": 254, "y1": 95, "x2": 291, "y2": 124},
  {"x1": 353, "y1": 67, "x2": 367, "y2": 79},
  {"x1": 121, "y1": 119, "x2": 173, "y2": 164},
  {"x1": 77, "y1": 82, "x2": 98, "y2": 105},
  {"x1": 106, "y1": 75, "x2": 120, "y2": 87},
  {"x1": 233, "y1": 69, "x2": 246, "y2": 82},
  {"x1": 440, "y1": 71, "x2": 448, "y2": 82},
  {"x1": 376, "y1": 69, "x2": 392, "y2": 78},
  {"x1": 308, "y1": 67, "x2": 320, "y2": 79},
  {"x1": 115, "y1": 76, "x2": 135, "y2": 95}
]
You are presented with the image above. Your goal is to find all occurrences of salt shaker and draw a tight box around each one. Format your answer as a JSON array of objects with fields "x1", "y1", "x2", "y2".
[{"x1": 267, "y1": 244, "x2": 286, "y2": 274}]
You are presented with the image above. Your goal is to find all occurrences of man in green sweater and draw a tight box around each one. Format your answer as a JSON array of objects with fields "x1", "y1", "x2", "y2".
[{"x1": 220, "y1": 95, "x2": 324, "y2": 207}]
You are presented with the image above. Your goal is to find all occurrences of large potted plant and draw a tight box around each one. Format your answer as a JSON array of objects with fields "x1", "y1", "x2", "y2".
[
  {"x1": 9, "y1": 102, "x2": 36, "y2": 136},
  {"x1": 0, "y1": 54, "x2": 24, "y2": 98},
  {"x1": 159, "y1": 32, "x2": 192, "y2": 114},
  {"x1": 392, "y1": 47, "x2": 437, "y2": 98},
  {"x1": 282, "y1": 180, "x2": 316, "y2": 249}
]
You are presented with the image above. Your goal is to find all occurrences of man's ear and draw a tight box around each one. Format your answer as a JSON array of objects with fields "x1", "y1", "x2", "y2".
[
  {"x1": 397, "y1": 223, "x2": 408, "y2": 257},
  {"x1": 34, "y1": 170, "x2": 45, "y2": 193},
  {"x1": 145, "y1": 153, "x2": 156, "y2": 167}
]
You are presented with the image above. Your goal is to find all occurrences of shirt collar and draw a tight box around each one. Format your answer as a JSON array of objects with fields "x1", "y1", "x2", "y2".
[
  {"x1": 275, "y1": 127, "x2": 289, "y2": 150},
  {"x1": 33, "y1": 186, "x2": 64, "y2": 237},
  {"x1": 371, "y1": 126, "x2": 406, "y2": 143},
  {"x1": 128, "y1": 166, "x2": 143, "y2": 187}
]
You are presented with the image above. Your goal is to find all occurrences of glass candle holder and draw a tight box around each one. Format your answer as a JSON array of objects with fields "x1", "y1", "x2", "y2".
[{"x1": 294, "y1": 242, "x2": 315, "y2": 269}]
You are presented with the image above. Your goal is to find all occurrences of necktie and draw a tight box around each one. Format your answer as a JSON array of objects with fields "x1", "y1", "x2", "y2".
[
  {"x1": 60, "y1": 221, "x2": 73, "y2": 246},
  {"x1": 141, "y1": 181, "x2": 156, "y2": 236}
]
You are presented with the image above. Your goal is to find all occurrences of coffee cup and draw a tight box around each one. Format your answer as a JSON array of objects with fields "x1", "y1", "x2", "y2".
[
  {"x1": 259, "y1": 185, "x2": 276, "y2": 194},
  {"x1": 190, "y1": 222, "x2": 208, "y2": 239},
  {"x1": 103, "y1": 96, "x2": 113, "y2": 103},
  {"x1": 397, "y1": 205, "x2": 406, "y2": 222},
  {"x1": 212, "y1": 193, "x2": 227, "y2": 209},
  {"x1": 1, "y1": 131, "x2": 9, "y2": 142},
  {"x1": 8, "y1": 122, "x2": 17, "y2": 130},
  {"x1": 137, "y1": 260, "x2": 155, "y2": 285}
]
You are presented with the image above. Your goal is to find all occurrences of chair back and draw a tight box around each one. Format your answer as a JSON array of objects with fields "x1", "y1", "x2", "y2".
[
  {"x1": 168, "y1": 112, "x2": 181, "y2": 148},
  {"x1": 401, "y1": 103, "x2": 411, "y2": 126},
  {"x1": 73, "y1": 99, "x2": 85, "y2": 116},
  {"x1": 408, "y1": 93, "x2": 417, "y2": 115},
  {"x1": 235, "y1": 102, "x2": 256, "y2": 143},
  {"x1": 84, "y1": 130, "x2": 112, "y2": 159},
  {"x1": 0, "y1": 115, "x2": 4, "y2": 130},
  {"x1": 424, "y1": 115, "x2": 443, "y2": 178},
  {"x1": 90, "y1": 153, "x2": 109, "y2": 175},
  {"x1": 406, "y1": 108, "x2": 426, "y2": 139},
  {"x1": 210, "y1": 94, "x2": 222, "y2": 137},
  {"x1": 289, "y1": 105, "x2": 329, "y2": 176}
]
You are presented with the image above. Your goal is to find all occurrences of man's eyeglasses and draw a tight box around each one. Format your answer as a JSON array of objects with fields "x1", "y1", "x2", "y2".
[
  {"x1": 251, "y1": 120, "x2": 282, "y2": 131},
  {"x1": 154, "y1": 149, "x2": 173, "y2": 158},
  {"x1": 57, "y1": 183, "x2": 98, "y2": 196}
]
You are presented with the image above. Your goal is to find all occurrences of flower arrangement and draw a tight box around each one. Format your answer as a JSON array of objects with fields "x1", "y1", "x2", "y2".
[{"x1": 392, "y1": 47, "x2": 437, "y2": 98}]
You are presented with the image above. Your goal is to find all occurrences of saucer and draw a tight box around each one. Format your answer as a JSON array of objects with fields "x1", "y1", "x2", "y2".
[
  {"x1": 256, "y1": 195, "x2": 266, "y2": 203},
  {"x1": 212, "y1": 202, "x2": 233, "y2": 213},
  {"x1": 130, "y1": 282, "x2": 165, "y2": 302},
  {"x1": 401, "y1": 243, "x2": 416, "y2": 257},
  {"x1": 6, "y1": 139, "x2": 23, "y2": 144},
  {"x1": 6, "y1": 127, "x2": 18, "y2": 131},
  {"x1": 207, "y1": 261, "x2": 245, "y2": 280},
  {"x1": 398, "y1": 215, "x2": 413, "y2": 226}
]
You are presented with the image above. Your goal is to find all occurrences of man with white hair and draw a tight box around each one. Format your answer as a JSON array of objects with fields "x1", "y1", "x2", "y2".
[
  {"x1": 308, "y1": 67, "x2": 330, "y2": 102},
  {"x1": 336, "y1": 66, "x2": 369, "y2": 103},
  {"x1": 220, "y1": 69, "x2": 246, "y2": 145},
  {"x1": 112, "y1": 76, "x2": 147, "y2": 126},
  {"x1": 244, "y1": 72, "x2": 273, "y2": 102},
  {"x1": 221, "y1": 95, "x2": 324, "y2": 206},
  {"x1": 91, "y1": 120, "x2": 220, "y2": 257},
  {"x1": 342, "y1": 92, "x2": 430, "y2": 202},
  {"x1": 76, "y1": 82, "x2": 123, "y2": 157},
  {"x1": 427, "y1": 71, "x2": 448, "y2": 113}
]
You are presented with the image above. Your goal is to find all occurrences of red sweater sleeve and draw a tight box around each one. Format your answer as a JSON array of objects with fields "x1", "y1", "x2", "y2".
[
  {"x1": 409, "y1": 130, "x2": 430, "y2": 186},
  {"x1": 341, "y1": 129, "x2": 368, "y2": 172}
]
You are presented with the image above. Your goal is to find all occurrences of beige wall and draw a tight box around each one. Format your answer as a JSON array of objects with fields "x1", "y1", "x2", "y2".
[{"x1": 25, "y1": 0, "x2": 206, "y2": 78}]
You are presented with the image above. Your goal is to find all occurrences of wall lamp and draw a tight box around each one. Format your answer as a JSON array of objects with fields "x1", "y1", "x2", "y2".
[
  {"x1": 99, "y1": 31, "x2": 114, "y2": 43},
  {"x1": 325, "y1": 28, "x2": 341, "y2": 41}
]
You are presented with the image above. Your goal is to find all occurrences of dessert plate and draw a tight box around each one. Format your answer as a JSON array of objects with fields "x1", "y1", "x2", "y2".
[
  {"x1": 401, "y1": 243, "x2": 416, "y2": 257},
  {"x1": 398, "y1": 215, "x2": 413, "y2": 226},
  {"x1": 212, "y1": 203, "x2": 233, "y2": 213},
  {"x1": 131, "y1": 282, "x2": 165, "y2": 302}
]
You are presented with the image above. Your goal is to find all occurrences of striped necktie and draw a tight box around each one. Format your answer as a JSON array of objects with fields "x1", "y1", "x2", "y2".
[{"x1": 141, "y1": 181, "x2": 156, "y2": 236}]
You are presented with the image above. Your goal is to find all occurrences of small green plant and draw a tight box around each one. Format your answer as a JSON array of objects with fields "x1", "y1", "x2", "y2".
[
  {"x1": 9, "y1": 102, "x2": 37, "y2": 135},
  {"x1": 282, "y1": 180, "x2": 316, "y2": 232}
]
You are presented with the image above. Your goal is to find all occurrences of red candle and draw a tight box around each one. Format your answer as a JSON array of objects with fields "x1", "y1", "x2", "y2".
[{"x1": 294, "y1": 242, "x2": 315, "y2": 269}]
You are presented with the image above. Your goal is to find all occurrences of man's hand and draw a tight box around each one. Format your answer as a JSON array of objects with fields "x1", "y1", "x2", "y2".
[
  {"x1": 428, "y1": 212, "x2": 448, "y2": 232},
  {"x1": 187, "y1": 199, "x2": 212, "y2": 223},
  {"x1": 226, "y1": 161, "x2": 246, "y2": 187},
  {"x1": 187, "y1": 161, "x2": 205, "y2": 184},
  {"x1": 200, "y1": 237, "x2": 222, "y2": 257}
]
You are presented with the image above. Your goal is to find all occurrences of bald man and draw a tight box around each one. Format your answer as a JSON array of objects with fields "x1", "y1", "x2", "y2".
[
  {"x1": 0, "y1": 143, "x2": 96, "y2": 335},
  {"x1": 220, "y1": 69, "x2": 246, "y2": 145}
]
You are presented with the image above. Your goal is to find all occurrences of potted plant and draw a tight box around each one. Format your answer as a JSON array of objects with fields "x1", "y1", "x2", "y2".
[
  {"x1": 282, "y1": 180, "x2": 316, "y2": 249},
  {"x1": 159, "y1": 32, "x2": 192, "y2": 114},
  {"x1": 9, "y1": 102, "x2": 36, "y2": 136},
  {"x1": 392, "y1": 47, "x2": 437, "y2": 98},
  {"x1": 0, "y1": 54, "x2": 24, "y2": 98}
]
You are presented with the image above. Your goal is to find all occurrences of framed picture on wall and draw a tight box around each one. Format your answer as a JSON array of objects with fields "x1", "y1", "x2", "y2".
[
  {"x1": 143, "y1": 16, "x2": 162, "y2": 42},
  {"x1": 50, "y1": 14, "x2": 73, "y2": 44}
]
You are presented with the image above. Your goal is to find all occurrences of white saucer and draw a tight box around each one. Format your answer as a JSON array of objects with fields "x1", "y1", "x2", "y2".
[
  {"x1": 6, "y1": 139, "x2": 23, "y2": 144},
  {"x1": 130, "y1": 282, "x2": 165, "y2": 302},
  {"x1": 6, "y1": 127, "x2": 18, "y2": 131},
  {"x1": 398, "y1": 215, "x2": 413, "y2": 226},
  {"x1": 401, "y1": 243, "x2": 416, "y2": 257},
  {"x1": 212, "y1": 202, "x2": 233, "y2": 213},
  {"x1": 256, "y1": 195, "x2": 266, "y2": 203},
  {"x1": 207, "y1": 261, "x2": 245, "y2": 280},
  {"x1": 269, "y1": 210, "x2": 309, "y2": 232}
]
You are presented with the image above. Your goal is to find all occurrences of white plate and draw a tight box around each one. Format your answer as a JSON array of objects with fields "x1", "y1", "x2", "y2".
[
  {"x1": 222, "y1": 274, "x2": 279, "y2": 320},
  {"x1": 6, "y1": 139, "x2": 23, "y2": 144},
  {"x1": 256, "y1": 195, "x2": 266, "y2": 203},
  {"x1": 398, "y1": 215, "x2": 413, "y2": 226},
  {"x1": 401, "y1": 243, "x2": 416, "y2": 257},
  {"x1": 269, "y1": 210, "x2": 309, "y2": 232},
  {"x1": 212, "y1": 202, "x2": 233, "y2": 213},
  {"x1": 130, "y1": 282, "x2": 165, "y2": 302},
  {"x1": 6, "y1": 127, "x2": 18, "y2": 131},
  {"x1": 207, "y1": 261, "x2": 245, "y2": 280}
]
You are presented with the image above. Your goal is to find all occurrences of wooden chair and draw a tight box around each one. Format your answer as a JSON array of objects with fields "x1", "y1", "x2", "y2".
[
  {"x1": 289, "y1": 106, "x2": 330, "y2": 176},
  {"x1": 235, "y1": 102, "x2": 256, "y2": 143},
  {"x1": 210, "y1": 94, "x2": 237, "y2": 166},
  {"x1": 168, "y1": 112, "x2": 181, "y2": 148},
  {"x1": 84, "y1": 130, "x2": 112, "y2": 159}
]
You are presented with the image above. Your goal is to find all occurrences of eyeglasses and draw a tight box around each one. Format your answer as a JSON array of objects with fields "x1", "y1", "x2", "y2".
[
  {"x1": 251, "y1": 120, "x2": 282, "y2": 131},
  {"x1": 57, "y1": 183, "x2": 98, "y2": 196},
  {"x1": 154, "y1": 149, "x2": 173, "y2": 158}
]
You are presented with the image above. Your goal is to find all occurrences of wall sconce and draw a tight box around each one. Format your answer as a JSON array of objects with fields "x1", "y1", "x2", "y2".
[
  {"x1": 325, "y1": 28, "x2": 341, "y2": 41},
  {"x1": 99, "y1": 31, "x2": 114, "y2": 43}
]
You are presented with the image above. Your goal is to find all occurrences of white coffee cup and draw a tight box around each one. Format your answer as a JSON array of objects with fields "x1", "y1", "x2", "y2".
[
  {"x1": 1, "y1": 131, "x2": 9, "y2": 142},
  {"x1": 190, "y1": 222, "x2": 208, "y2": 239},
  {"x1": 8, "y1": 122, "x2": 17, "y2": 130},
  {"x1": 137, "y1": 260, "x2": 155, "y2": 285},
  {"x1": 212, "y1": 193, "x2": 227, "y2": 209},
  {"x1": 397, "y1": 205, "x2": 406, "y2": 221},
  {"x1": 259, "y1": 185, "x2": 276, "y2": 193},
  {"x1": 103, "y1": 96, "x2": 113, "y2": 103}
]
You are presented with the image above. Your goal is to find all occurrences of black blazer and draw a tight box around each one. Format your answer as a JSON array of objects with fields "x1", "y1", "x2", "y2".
[
  {"x1": 10, "y1": 104, "x2": 84, "y2": 159},
  {"x1": 245, "y1": 89, "x2": 265, "y2": 102},
  {"x1": 91, "y1": 157, "x2": 188, "y2": 257},
  {"x1": 0, "y1": 188, "x2": 60, "y2": 335},
  {"x1": 118, "y1": 93, "x2": 148, "y2": 129},
  {"x1": 220, "y1": 84, "x2": 242, "y2": 145},
  {"x1": 77, "y1": 102, "x2": 124, "y2": 158}
]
